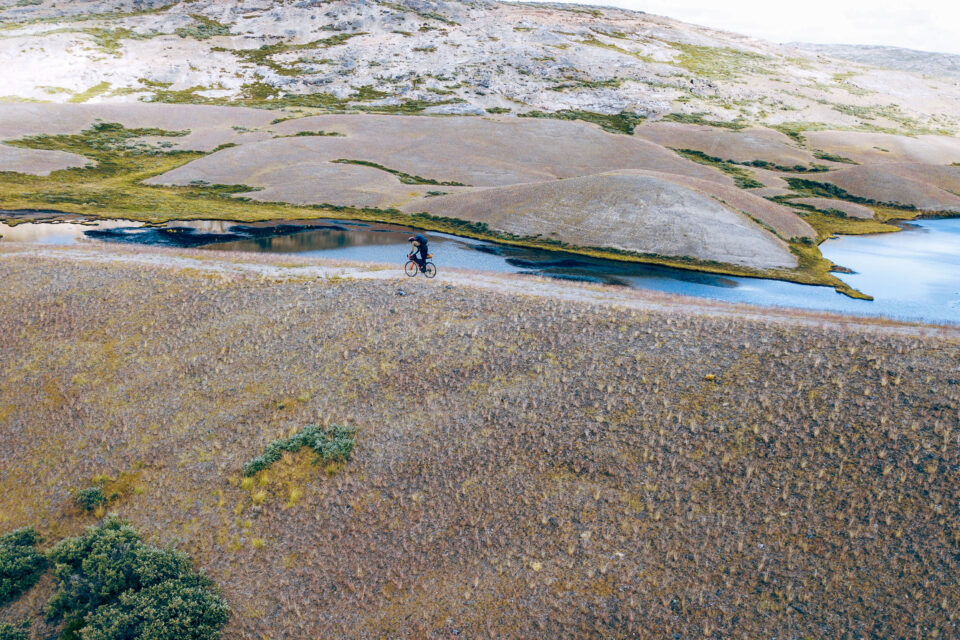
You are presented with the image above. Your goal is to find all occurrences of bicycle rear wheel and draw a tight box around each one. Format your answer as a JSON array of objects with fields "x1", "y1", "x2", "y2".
[
  {"x1": 423, "y1": 262, "x2": 437, "y2": 278},
  {"x1": 404, "y1": 260, "x2": 418, "y2": 277}
]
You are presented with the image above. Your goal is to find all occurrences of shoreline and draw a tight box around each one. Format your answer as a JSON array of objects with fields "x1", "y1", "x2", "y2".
[
  {"x1": 2, "y1": 240, "x2": 957, "y2": 336},
  {"x1": 8, "y1": 206, "x2": 959, "y2": 303}
]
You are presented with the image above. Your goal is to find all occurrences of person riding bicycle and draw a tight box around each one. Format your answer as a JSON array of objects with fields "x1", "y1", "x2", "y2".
[{"x1": 408, "y1": 234, "x2": 429, "y2": 270}]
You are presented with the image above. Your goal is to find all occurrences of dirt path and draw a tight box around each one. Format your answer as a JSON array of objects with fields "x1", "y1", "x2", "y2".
[{"x1": 1, "y1": 240, "x2": 956, "y2": 338}]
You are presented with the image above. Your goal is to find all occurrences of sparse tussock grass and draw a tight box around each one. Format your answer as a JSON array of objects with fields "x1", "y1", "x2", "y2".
[{"x1": 0, "y1": 259, "x2": 958, "y2": 637}]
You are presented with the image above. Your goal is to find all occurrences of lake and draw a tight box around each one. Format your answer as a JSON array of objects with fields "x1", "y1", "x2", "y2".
[{"x1": 2, "y1": 214, "x2": 958, "y2": 324}]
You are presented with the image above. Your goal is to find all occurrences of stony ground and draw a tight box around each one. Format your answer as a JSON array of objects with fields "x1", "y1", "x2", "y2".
[
  {"x1": 2, "y1": 0, "x2": 960, "y2": 135},
  {"x1": 0, "y1": 245, "x2": 958, "y2": 639}
]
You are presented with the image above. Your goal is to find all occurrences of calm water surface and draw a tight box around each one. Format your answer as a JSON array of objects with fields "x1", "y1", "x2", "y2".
[{"x1": 2, "y1": 215, "x2": 957, "y2": 324}]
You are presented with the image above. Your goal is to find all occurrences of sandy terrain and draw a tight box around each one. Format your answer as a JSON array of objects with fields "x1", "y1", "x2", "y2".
[
  {"x1": 806, "y1": 165, "x2": 960, "y2": 211},
  {"x1": 0, "y1": 242, "x2": 957, "y2": 639},
  {"x1": 0, "y1": 103, "x2": 275, "y2": 148},
  {"x1": 804, "y1": 130, "x2": 960, "y2": 165},
  {"x1": 148, "y1": 114, "x2": 731, "y2": 189},
  {"x1": 0, "y1": 143, "x2": 89, "y2": 175},
  {"x1": 635, "y1": 122, "x2": 818, "y2": 167}
]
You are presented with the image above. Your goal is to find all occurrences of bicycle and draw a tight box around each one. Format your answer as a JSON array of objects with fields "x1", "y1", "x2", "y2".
[{"x1": 405, "y1": 253, "x2": 437, "y2": 278}]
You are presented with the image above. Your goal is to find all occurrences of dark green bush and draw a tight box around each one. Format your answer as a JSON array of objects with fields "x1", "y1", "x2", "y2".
[
  {"x1": 74, "y1": 486, "x2": 107, "y2": 511},
  {"x1": 243, "y1": 424, "x2": 357, "y2": 476},
  {"x1": 0, "y1": 622, "x2": 28, "y2": 640},
  {"x1": 0, "y1": 527, "x2": 46, "y2": 605},
  {"x1": 45, "y1": 518, "x2": 228, "y2": 640}
]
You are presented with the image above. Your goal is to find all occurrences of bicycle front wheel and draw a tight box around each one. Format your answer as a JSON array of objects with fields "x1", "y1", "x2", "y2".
[
  {"x1": 404, "y1": 261, "x2": 419, "y2": 277},
  {"x1": 423, "y1": 262, "x2": 437, "y2": 278}
]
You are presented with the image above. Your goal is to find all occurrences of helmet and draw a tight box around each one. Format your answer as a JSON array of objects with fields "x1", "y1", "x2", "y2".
[{"x1": 408, "y1": 236, "x2": 416, "y2": 242}]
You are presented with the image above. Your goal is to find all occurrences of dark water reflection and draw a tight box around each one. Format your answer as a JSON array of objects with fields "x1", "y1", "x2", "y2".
[{"x1": 1, "y1": 213, "x2": 957, "y2": 324}]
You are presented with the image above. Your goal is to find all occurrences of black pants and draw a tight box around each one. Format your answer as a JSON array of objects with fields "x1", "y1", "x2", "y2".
[{"x1": 415, "y1": 246, "x2": 428, "y2": 268}]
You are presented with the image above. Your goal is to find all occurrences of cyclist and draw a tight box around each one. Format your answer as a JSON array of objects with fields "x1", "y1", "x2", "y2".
[{"x1": 408, "y1": 234, "x2": 429, "y2": 270}]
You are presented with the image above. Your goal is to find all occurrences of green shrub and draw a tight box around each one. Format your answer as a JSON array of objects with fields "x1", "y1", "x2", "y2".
[
  {"x1": 243, "y1": 424, "x2": 357, "y2": 476},
  {"x1": 0, "y1": 527, "x2": 46, "y2": 605},
  {"x1": 74, "y1": 486, "x2": 107, "y2": 511},
  {"x1": 0, "y1": 622, "x2": 28, "y2": 640},
  {"x1": 45, "y1": 518, "x2": 229, "y2": 640}
]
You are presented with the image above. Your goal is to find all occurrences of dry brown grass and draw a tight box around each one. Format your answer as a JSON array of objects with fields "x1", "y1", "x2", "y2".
[{"x1": 0, "y1": 252, "x2": 958, "y2": 638}]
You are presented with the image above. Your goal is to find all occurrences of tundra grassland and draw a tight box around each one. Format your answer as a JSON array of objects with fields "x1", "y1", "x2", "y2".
[{"x1": 0, "y1": 252, "x2": 958, "y2": 638}]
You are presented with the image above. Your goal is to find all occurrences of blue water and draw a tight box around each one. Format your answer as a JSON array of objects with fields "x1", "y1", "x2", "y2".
[{"x1": 1, "y1": 215, "x2": 958, "y2": 324}]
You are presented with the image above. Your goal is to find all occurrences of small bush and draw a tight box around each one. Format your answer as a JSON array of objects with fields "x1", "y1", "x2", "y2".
[
  {"x1": 45, "y1": 517, "x2": 229, "y2": 640},
  {"x1": 0, "y1": 622, "x2": 28, "y2": 640},
  {"x1": 0, "y1": 527, "x2": 46, "y2": 605},
  {"x1": 242, "y1": 424, "x2": 357, "y2": 477},
  {"x1": 74, "y1": 486, "x2": 107, "y2": 511}
]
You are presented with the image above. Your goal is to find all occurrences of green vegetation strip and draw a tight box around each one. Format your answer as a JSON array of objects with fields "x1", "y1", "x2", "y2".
[
  {"x1": 670, "y1": 148, "x2": 765, "y2": 189},
  {"x1": 243, "y1": 424, "x2": 357, "y2": 477},
  {"x1": 784, "y1": 177, "x2": 917, "y2": 210},
  {"x1": 332, "y1": 159, "x2": 467, "y2": 186},
  {"x1": 519, "y1": 109, "x2": 644, "y2": 134},
  {"x1": 663, "y1": 112, "x2": 747, "y2": 130},
  {"x1": 813, "y1": 151, "x2": 858, "y2": 164},
  {"x1": 276, "y1": 130, "x2": 344, "y2": 138},
  {"x1": 674, "y1": 148, "x2": 830, "y2": 174}
]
